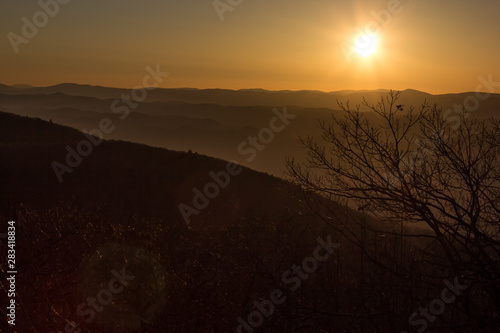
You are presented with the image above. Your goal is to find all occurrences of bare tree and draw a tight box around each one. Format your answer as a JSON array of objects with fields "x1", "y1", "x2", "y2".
[{"x1": 286, "y1": 91, "x2": 500, "y2": 325}]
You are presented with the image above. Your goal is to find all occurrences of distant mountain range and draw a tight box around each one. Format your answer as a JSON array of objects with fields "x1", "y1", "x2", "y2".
[
  {"x1": 1, "y1": 83, "x2": 498, "y2": 176},
  {"x1": 1, "y1": 83, "x2": 493, "y2": 108}
]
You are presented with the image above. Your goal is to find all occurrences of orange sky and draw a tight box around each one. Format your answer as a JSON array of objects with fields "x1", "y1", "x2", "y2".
[{"x1": 1, "y1": 0, "x2": 499, "y2": 94}]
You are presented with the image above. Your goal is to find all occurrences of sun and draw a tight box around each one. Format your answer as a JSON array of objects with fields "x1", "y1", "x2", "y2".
[{"x1": 354, "y1": 33, "x2": 378, "y2": 58}]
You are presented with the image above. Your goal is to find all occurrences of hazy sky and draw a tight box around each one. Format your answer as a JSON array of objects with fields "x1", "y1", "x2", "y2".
[{"x1": 1, "y1": 0, "x2": 499, "y2": 93}]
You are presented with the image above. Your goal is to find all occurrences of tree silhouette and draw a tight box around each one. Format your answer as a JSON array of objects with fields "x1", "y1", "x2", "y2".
[{"x1": 286, "y1": 90, "x2": 500, "y2": 326}]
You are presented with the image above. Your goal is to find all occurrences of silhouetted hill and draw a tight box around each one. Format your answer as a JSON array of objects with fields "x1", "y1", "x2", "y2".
[
  {"x1": 0, "y1": 84, "x2": 17, "y2": 92},
  {"x1": 0, "y1": 111, "x2": 487, "y2": 333},
  {"x1": 0, "y1": 111, "x2": 306, "y2": 228}
]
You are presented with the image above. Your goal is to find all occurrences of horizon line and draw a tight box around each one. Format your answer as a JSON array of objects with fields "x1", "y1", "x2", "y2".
[{"x1": 1, "y1": 83, "x2": 493, "y2": 96}]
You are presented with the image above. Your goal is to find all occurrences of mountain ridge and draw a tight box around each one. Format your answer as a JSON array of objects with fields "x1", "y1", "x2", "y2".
[{"x1": 1, "y1": 83, "x2": 494, "y2": 109}]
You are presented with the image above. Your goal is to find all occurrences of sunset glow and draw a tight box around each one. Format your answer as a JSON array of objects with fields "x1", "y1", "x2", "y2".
[{"x1": 0, "y1": 0, "x2": 499, "y2": 93}]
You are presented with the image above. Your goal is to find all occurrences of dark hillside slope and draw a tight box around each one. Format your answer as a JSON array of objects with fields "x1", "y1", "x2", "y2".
[
  {"x1": 0, "y1": 111, "x2": 300, "y2": 228},
  {"x1": 0, "y1": 112, "x2": 483, "y2": 332}
]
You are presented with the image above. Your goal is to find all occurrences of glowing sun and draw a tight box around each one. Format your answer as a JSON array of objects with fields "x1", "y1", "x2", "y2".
[{"x1": 354, "y1": 33, "x2": 378, "y2": 58}]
